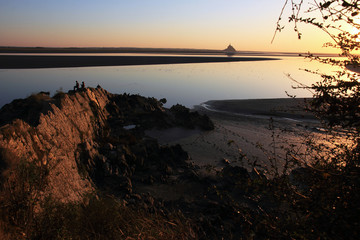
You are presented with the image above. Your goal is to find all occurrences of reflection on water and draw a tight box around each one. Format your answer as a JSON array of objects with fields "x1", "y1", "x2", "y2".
[{"x1": 0, "y1": 56, "x2": 343, "y2": 108}]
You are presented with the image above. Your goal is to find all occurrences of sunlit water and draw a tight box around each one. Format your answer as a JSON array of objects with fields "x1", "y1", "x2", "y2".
[{"x1": 0, "y1": 55, "x2": 342, "y2": 108}]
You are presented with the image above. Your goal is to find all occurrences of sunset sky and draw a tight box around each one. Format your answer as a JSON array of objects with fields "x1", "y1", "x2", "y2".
[{"x1": 0, "y1": 0, "x2": 336, "y2": 53}]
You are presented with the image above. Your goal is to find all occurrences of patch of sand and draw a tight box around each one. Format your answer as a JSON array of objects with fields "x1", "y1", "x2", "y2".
[{"x1": 146, "y1": 99, "x2": 325, "y2": 174}]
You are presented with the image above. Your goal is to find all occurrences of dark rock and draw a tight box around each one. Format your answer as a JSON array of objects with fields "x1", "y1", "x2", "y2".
[
  {"x1": 169, "y1": 104, "x2": 214, "y2": 130},
  {"x1": 158, "y1": 144, "x2": 190, "y2": 166},
  {"x1": 130, "y1": 193, "x2": 142, "y2": 201},
  {"x1": 0, "y1": 92, "x2": 53, "y2": 126},
  {"x1": 221, "y1": 158, "x2": 231, "y2": 165},
  {"x1": 147, "y1": 175, "x2": 155, "y2": 184},
  {"x1": 104, "y1": 175, "x2": 133, "y2": 194},
  {"x1": 218, "y1": 166, "x2": 250, "y2": 190},
  {"x1": 165, "y1": 165, "x2": 173, "y2": 175}
]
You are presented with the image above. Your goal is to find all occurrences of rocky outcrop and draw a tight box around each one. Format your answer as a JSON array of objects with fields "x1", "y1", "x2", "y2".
[{"x1": 0, "y1": 87, "x2": 213, "y2": 203}]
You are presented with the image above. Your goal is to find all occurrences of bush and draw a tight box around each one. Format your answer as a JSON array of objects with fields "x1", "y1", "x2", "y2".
[{"x1": 30, "y1": 194, "x2": 196, "y2": 240}]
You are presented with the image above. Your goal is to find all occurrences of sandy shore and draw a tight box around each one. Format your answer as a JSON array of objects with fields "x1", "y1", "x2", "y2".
[
  {"x1": 202, "y1": 98, "x2": 316, "y2": 120},
  {"x1": 147, "y1": 98, "x2": 324, "y2": 174},
  {"x1": 0, "y1": 55, "x2": 279, "y2": 69}
]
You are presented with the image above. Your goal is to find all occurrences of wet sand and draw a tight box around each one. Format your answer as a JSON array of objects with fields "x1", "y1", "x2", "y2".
[
  {"x1": 147, "y1": 98, "x2": 323, "y2": 173},
  {"x1": 202, "y1": 98, "x2": 315, "y2": 120},
  {"x1": 0, "y1": 55, "x2": 279, "y2": 69}
]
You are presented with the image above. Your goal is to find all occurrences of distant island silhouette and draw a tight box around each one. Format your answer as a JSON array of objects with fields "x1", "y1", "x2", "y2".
[{"x1": 224, "y1": 44, "x2": 236, "y2": 56}]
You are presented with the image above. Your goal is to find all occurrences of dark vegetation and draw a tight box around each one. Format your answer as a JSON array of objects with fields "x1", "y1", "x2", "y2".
[{"x1": 270, "y1": 0, "x2": 360, "y2": 238}]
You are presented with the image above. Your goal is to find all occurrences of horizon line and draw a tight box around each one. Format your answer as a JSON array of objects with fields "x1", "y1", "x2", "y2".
[{"x1": 0, "y1": 46, "x2": 340, "y2": 57}]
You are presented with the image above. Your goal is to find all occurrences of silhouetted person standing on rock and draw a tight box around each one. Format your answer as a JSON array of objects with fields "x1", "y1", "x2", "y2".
[
  {"x1": 81, "y1": 81, "x2": 85, "y2": 89},
  {"x1": 74, "y1": 81, "x2": 79, "y2": 91}
]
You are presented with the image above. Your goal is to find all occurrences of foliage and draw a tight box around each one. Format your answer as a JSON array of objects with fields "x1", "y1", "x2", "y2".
[
  {"x1": 0, "y1": 150, "x2": 48, "y2": 239},
  {"x1": 273, "y1": 0, "x2": 360, "y2": 167},
  {"x1": 29, "y1": 194, "x2": 195, "y2": 240},
  {"x1": 264, "y1": 0, "x2": 360, "y2": 238}
]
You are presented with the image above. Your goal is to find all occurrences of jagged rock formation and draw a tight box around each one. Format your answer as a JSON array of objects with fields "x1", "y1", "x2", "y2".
[{"x1": 0, "y1": 87, "x2": 213, "y2": 203}]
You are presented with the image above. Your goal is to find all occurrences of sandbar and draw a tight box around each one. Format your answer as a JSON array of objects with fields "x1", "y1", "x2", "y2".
[
  {"x1": 202, "y1": 98, "x2": 315, "y2": 120},
  {"x1": 0, "y1": 55, "x2": 279, "y2": 69}
]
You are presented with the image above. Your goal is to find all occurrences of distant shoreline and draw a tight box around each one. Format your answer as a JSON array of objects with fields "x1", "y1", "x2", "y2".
[
  {"x1": 0, "y1": 55, "x2": 279, "y2": 69},
  {"x1": 0, "y1": 46, "x2": 339, "y2": 57},
  {"x1": 1, "y1": 46, "x2": 226, "y2": 55}
]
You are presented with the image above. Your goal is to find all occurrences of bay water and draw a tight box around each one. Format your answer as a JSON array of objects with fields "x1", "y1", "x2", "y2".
[{"x1": 0, "y1": 55, "x2": 339, "y2": 108}]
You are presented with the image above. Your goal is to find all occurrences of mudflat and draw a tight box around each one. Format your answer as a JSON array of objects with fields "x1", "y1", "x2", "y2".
[
  {"x1": 148, "y1": 98, "x2": 323, "y2": 173},
  {"x1": 202, "y1": 98, "x2": 316, "y2": 120}
]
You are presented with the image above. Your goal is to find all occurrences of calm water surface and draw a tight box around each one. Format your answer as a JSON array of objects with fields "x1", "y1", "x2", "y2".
[{"x1": 0, "y1": 55, "x2": 340, "y2": 108}]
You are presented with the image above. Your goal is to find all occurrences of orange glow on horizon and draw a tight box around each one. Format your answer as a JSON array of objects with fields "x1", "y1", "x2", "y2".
[{"x1": 0, "y1": 1, "x2": 343, "y2": 54}]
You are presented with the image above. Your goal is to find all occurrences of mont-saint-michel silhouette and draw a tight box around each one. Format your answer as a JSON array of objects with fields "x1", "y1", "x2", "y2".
[{"x1": 224, "y1": 44, "x2": 236, "y2": 56}]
